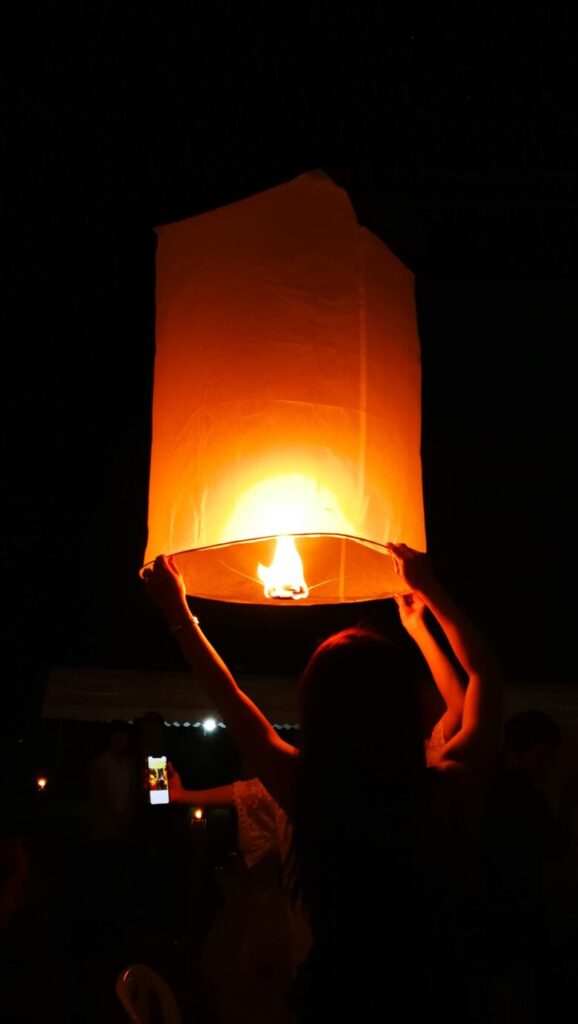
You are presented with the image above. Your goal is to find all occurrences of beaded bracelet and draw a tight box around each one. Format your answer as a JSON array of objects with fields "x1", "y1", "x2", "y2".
[{"x1": 169, "y1": 615, "x2": 200, "y2": 635}]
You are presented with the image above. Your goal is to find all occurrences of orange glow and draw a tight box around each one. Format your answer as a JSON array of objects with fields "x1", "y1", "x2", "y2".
[
  {"x1": 223, "y1": 473, "x2": 355, "y2": 542},
  {"x1": 36, "y1": 777, "x2": 47, "y2": 791},
  {"x1": 257, "y1": 535, "x2": 309, "y2": 600},
  {"x1": 193, "y1": 808, "x2": 203, "y2": 820}
]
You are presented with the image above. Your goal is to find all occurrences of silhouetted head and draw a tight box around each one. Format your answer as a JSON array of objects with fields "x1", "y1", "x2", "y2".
[
  {"x1": 501, "y1": 709, "x2": 561, "y2": 783},
  {"x1": 139, "y1": 711, "x2": 165, "y2": 755},
  {"x1": 298, "y1": 626, "x2": 424, "y2": 785},
  {"x1": 291, "y1": 627, "x2": 425, "y2": 907},
  {"x1": 108, "y1": 719, "x2": 130, "y2": 757}
]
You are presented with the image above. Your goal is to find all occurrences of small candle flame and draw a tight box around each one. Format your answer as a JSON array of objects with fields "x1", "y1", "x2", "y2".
[
  {"x1": 36, "y1": 777, "x2": 47, "y2": 791},
  {"x1": 193, "y1": 807, "x2": 203, "y2": 820},
  {"x1": 257, "y1": 535, "x2": 309, "y2": 600}
]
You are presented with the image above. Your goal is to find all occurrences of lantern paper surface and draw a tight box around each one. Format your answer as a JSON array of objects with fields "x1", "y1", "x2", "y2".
[{"x1": 144, "y1": 171, "x2": 426, "y2": 604}]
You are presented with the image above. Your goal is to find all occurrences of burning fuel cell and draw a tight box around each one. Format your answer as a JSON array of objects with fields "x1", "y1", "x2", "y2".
[{"x1": 258, "y1": 535, "x2": 309, "y2": 600}]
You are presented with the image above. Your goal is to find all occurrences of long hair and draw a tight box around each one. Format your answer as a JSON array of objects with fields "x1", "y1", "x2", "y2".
[{"x1": 288, "y1": 627, "x2": 426, "y2": 918}]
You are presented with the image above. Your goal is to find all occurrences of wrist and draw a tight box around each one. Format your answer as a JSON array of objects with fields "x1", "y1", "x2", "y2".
[
  {"x1": 405, "y1": 617, "x2": 428, "y2": 637},
  {"x1": 413, "y1": 578, "x2": 444, "y2": 606},
  {"x1": 168, "y1": 612, "x2": 200, "y2": 635}
]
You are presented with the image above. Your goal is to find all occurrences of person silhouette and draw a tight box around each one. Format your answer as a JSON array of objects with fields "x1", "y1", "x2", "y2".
[
  {"x1": 88, "y1": 719, "x2": 137, "y2": 842},
  {"x1": 142, "y1": 544, "x2": 502, "y2": 1023}
]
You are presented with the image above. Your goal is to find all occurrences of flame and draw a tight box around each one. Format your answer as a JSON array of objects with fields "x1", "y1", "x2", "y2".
[
  {"x1": 193, "y1": 807, "x2": 203, "y2": 820},
  {"x1": 36, "y1": 777, "x2": 47, "y2": 791},
  {"x1": 258, "y1": 535, "x2": 309, "y2": 600}
]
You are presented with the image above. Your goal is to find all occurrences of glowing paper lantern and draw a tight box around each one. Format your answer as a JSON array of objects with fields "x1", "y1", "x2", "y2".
[{"x1": 144, "y1": 171, "x2": 425, "y2": 604}]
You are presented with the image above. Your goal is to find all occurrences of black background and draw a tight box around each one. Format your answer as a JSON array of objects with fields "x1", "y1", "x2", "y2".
[{"x1": 3, "y1": 3, "x2": 577, "y2": 749}]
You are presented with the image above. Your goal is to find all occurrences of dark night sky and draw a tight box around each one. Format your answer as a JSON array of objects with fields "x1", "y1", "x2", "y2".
[{"x1": 3, "y1": 4, "x2": 578, "y2": 743}]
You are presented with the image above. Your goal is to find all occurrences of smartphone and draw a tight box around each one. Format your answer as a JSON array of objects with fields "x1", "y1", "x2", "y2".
[{"x1": 147, "y1": 755, "x2": 170, "y2": 805}]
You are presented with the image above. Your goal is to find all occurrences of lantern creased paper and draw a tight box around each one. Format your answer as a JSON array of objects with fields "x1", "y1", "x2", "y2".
[{"x1": 144, "y1": 171, "x2": 426, "y2": 604}]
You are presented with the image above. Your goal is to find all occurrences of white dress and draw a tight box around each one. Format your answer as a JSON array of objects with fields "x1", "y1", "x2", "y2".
[
  {"x1": 201, "y1": 778, "x2": 312, "y2": 1024},
  {"x1": 233, "y1": 777, "x2": 293, "y2": 868}
]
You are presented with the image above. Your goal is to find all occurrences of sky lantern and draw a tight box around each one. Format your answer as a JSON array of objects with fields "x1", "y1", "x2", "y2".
[{"x1": 144, "y1": 171, "x2": 426, "y2": 604}]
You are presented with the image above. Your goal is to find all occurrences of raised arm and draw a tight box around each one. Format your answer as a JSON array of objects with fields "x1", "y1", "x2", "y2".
[
  {"x1": 387, "y1": 544, "x2": 502, "y2": 773},
  {"x1": 394, "y1": 593, "x2": 466, "y2": 743},
  {"x1": 142, "y1": 556, "x2": 297, "y2": 812}
]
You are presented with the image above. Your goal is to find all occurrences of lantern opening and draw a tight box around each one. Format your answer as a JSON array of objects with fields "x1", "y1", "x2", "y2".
[{"x1": 257, "y1": 535, "x2": 309, "y2": 601}]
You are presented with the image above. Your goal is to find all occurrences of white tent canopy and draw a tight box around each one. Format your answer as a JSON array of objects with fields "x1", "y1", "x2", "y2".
[
  {"x1": 43, "y1": 666, "x2": 578, "y2": 739},
  {"x1": 43, "y1": 667, "x2": 578, "y2": 802},
  {"x1": 43, "y1": 666, "x2": 301, "y2": 727}
]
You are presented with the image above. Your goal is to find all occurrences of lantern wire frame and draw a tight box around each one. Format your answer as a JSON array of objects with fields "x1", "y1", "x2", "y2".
[{"x1": 141, "y1": 531, "x2": 410, "y2": 605}]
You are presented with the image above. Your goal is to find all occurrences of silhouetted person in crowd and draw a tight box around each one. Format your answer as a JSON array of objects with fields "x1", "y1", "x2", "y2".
[
  {"x1": 484, "y1": 710, "x2": 564, "y2": 1022},
  {"x1": 131, "y1": 710, "x2": 185, "y2": 937},
  {"x1": 138, "y1": 710, "x2": 166, "y2": 760},
  {"x1": 142, "y1": 544, "x2": 502, "y2": 1023},
  {"x1": 82, "y1": 720, "x2": 138, "y2": 955},
  {"x1": 547, "y1": 762, "x2": 578, "y2": 1012},
  {"x1": 0, "y1": 836, "x2": 29, "y2": 932},
  {"x1": 88, "y1": 719, "x2": 137, "y2": 842},
  {"x1": 501, "y1": 710, "x2": 561, "y2": 787},
  {"x1": 0, "y1": 833, "x2": 72, "y2": 1023}
]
